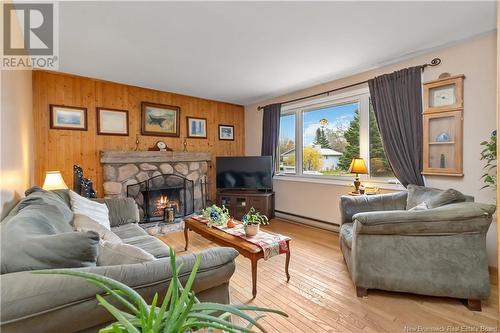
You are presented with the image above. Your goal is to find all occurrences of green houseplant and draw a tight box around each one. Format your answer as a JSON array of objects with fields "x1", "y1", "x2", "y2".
[
  {"x1": 242, "y1": 207, "x2": 269, "y2": 237},
  {"x1": 480, "y1": 130, "x2": 497, "y2": 190},
  {"x1": 34, "y1": 248, "x2": 286, "y2": 333},
  {"x1": 202, "y1": 204, "x2": 230, "y2": 227}
]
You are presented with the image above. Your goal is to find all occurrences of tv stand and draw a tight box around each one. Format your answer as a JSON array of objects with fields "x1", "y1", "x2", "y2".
[{"x1": 216, "y1": 189, "x2": 275, "y2": 220}]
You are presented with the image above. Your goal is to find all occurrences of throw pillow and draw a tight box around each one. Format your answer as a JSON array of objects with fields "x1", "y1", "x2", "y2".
[
  {"x1": 69, "y1": 190, "x2": 111, "y2": 230},
  {"x1": 426, "y1": 188, "x2": 466, "y2": 209},
  {"x1": 406, "y1": 184, "x2": 443, "y2": 210},
  {"x1": 97, "y1": 241, "x2": 156, "y2": 266},
  {"x1": 408, "y1": 202, "x2": 428, "y2": 211},
  {"x1": 73, "y1": 214, "x2": 122, "y2": 243},
  {"x1": 93, "y1": 197, "x2": 140, "y2": 227}
]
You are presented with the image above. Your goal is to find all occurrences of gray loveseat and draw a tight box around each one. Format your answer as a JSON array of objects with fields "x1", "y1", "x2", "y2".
[
  {"x1": 339, "y1": 185, "x2": 496, "y2": 311},
  {"x1": 1, "y1": 188, "x2": 238, "y2": 332}
]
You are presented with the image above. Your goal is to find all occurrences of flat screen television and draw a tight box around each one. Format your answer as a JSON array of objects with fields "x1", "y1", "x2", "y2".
[{"x1": 216, "y1": 156, "x2": 273, "y2": 190}]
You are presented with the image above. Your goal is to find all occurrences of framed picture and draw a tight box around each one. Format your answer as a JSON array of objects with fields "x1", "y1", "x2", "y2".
[
  {"x1": 218, "y1": 124, "x2": 234, "y2": 141},
  {"x1": 141, "y1": 102, "x2": 180, "y2": 137},
  {"x1": 187, "y1": 117, "x2": 207, "y2": 139},
  {"x1": 97, "y1": 108, "x2": 129, "y2": 136},
  {"x1": 49, "y1": 105, "x2": 87, "y2": 131}
]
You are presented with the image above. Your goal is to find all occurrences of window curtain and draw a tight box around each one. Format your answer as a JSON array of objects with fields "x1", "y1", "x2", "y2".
[
  {"x1": 261, "y1": 103, "x2": 282, "y2": 172},
  {"x1": 368, "y1": 67, "x2": 425, "y2": 187}
]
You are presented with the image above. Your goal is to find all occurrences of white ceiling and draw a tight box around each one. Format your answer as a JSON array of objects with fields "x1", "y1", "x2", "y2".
[{"x1": 59, "y1": 1, "x2": 496, "y2": 105}]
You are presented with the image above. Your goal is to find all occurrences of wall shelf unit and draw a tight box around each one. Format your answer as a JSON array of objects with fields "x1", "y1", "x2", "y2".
[{"x1": 422, "y1": 74, "x2": 465, "y2": 177}]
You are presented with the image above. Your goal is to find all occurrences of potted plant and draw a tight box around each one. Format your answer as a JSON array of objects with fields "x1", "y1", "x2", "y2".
[
  {"x1": 242, "y1": 207, "x2": 269, "y2": 237},
  {"x1": 201, "y1": 204, "x2": 230, "y2": 227},
  {"x1": 35, "y1": 248, "x2": 286, "y2": 332},
  {"x1": 480, "y1": 130, "x2": 497, "y2": 190}
]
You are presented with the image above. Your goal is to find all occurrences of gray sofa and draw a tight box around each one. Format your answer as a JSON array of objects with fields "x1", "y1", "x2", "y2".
[
  {"x1": 339, "y1": 186, "x2": 496, "y2": 311},
  {"x1": 0, "y1": 188, "x2": 238, "y2": 332}
]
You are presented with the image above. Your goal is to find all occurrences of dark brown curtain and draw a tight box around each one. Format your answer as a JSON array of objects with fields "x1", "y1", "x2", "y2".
[
  {"x1": 368, "y1": 67, "x2": 425, "y2": 187},
  {"x1": 261, "y1": 103, "x2": 281, "y2": 171}
]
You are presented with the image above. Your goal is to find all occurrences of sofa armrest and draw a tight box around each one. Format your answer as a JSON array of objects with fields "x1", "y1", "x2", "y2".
[
  {"x1": 1, "y1": 247, "x2": 238, "y2": 325},
  {"x1": 353, "y1": 202, "x2": 495, "y2": 235},
  {"x1": 339, "y1": 191, "x2": 407, "y2": 225}
]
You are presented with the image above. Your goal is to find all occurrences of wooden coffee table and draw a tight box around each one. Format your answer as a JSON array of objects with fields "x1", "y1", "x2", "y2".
[{"x1": 183, "y1": 217, "x2": 291, "y2": 298}]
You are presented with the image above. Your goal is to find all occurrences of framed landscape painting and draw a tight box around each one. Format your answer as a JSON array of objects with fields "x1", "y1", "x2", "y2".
[
  {"x1": 141, "y1": 102, "x2": 180, "y2": 137},
  {"x1": 187, "y1": 117, "x2": 207, "y2": 139},
  {"x1": 50, "y1": 105, "x2": 87, "y2": 131},
  {"x1": 97, "y1": 108, "x2": 129, "y2": 136},
  {"x1": 219, "y1": 124, "x2": 234, "y2": 141}
]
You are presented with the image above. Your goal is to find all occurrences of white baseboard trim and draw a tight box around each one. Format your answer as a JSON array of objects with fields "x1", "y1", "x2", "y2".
[{"x1": 275, "y1": 211, "x2": 340, "y2": 233}]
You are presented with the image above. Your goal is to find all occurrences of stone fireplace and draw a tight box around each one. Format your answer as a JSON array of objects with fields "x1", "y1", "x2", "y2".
[
  {"x1": 127, "y1": 173, "x2": 194, "y2": 223},
  {"x1": 101, "y1": 151, "x2": 210, "y2": 222}
]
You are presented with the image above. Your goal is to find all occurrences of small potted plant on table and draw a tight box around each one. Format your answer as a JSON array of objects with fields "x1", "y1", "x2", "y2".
[
  {"x1": 201, "y1": 204, "x2": 230, "y2": 228},
  {"x1": 242, "y1": 207, "x2": 269, "y2": 237}
]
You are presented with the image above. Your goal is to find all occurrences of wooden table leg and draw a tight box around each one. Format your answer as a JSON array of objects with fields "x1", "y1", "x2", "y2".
[
  {"x1": 251, "y1": 257, "x2": 258, "y2": 298},
  {"x1": 285, "y1": 245, "x2": 291, "y2": 282},
  {"x1": 184, "y1": 226, "x2": 189, "y2": 251}
]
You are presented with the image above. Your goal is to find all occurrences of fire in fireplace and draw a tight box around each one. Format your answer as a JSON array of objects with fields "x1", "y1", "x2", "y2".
[{"x1": 127, "y1": 174, "x2": 194, "y2": 223}]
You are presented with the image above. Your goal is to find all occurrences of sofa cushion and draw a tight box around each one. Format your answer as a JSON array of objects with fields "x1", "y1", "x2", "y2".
[
  {"x1": 340, "y1": 223, "x2": 353, "y2": 249},
  {"x1": 111, "y1": 223, "x2": 170, "y2": 258},
  {"x1": 406, "y1": 184, "x2": 466, "y2": 210},
  {"x1": 1, "y1": 188, "x2": 100, "y2": 274},
  {"x1": 70, "y1": 191, "x2": 110, "y2": 230},
  {"x1": 123, "y1": 235, "x2": 171, "y2": 258},
  {"x1": 74, "y1": 214, "x2": 122, "y2": 244},
  {"x1": 112, "y1": 223, "x2": 148, "y2": 239},
  {"x1": 94, "y1": 197, "x2": 139, "y2": 227},
  {"x1": 97, "y1": 241, "x2": 156, "y2": 266}
]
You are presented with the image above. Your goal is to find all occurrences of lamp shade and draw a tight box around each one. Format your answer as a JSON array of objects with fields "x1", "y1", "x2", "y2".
[
  {"x1": 348, "y1": 158, "x2": 368, "y2": 174},
  {"x1": 42, "y1": 171, "x2": 68, "y2": 190}
]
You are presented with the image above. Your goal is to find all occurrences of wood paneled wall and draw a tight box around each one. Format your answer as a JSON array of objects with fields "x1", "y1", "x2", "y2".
[{"x1": 33, "y1": 70, "x2": 245, "y2": 199}]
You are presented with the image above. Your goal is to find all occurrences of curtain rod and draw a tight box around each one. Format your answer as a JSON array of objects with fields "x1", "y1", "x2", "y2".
[{"x1": 257, "y1": 57, "x2": 441, "y2": 111}]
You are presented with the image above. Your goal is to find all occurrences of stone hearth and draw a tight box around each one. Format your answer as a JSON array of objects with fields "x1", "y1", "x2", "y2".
[{"x1": 100, "y1": 151, "x2": 210, "y2": 212}]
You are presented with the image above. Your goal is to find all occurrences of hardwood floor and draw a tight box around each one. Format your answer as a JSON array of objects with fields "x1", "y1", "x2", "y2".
[{"x1": 160, "y1": 219, "x2": 499, "y2": 332}]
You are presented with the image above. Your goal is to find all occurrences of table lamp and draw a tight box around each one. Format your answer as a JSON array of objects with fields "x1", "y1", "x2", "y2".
[
  {"x1": 42, "y1": 171, "x2": 68, "y2": 190},
  {"x1": 348, "y1": 158, "x2": 368, "y2": 193}
]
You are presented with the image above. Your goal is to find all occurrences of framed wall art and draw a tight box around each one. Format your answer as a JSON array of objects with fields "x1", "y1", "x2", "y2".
[
  {"x1": 187, "y1": 117, "x2": 207, "y2": 139},
  {"x1": 218, "y1": 124, "x2": 234, "y2": 141},
  {"x1": 97, "y1": 107, "x2": 129, "y2": 136},
  {"x1": 49, "y1": 105, "x2": 88, "y2": 131},
  {"x1": 141, "y1": 102, "x2": 180, "y2": 137}
]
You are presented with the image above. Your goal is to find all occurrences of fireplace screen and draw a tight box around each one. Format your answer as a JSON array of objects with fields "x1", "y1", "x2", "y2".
[{"x1": 127, "y1": 174, "x2": 194, "y2": 223}]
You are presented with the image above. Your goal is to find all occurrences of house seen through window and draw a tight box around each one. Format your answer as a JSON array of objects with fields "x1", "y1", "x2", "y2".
[{"x1": 278, "y1": 90, "x2": 394, "y2": 180}]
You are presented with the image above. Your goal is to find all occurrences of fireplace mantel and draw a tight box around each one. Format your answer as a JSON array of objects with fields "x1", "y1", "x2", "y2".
[{"x1": 100, "y1": 151, "x2": 211, "y2": 164}]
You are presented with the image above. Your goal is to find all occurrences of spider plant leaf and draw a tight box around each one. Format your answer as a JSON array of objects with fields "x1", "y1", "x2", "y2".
[
  {"x1": 168, "y1": 292, "x2": 196, "y2": 332},
  {"x1": 179, "y1": 320, "x2": 246, "y2": 333},
  {"x1": 186, "y1": 313, "x2": 257, "y2": 333},
  {"x1": 96, "y1": 294, "x2": 140, "y2": 333},
  {"x1": 90, "y1": 279, "x2": 139, "y2": 315},
  {"x1": 191, "y1": 303, "x2": 275, "y2": 332},
  {"x1": 153, "y1": 277, "x2": 175, "y2": 332},
  {"x1": 34, "y1": 269, "x2": 150, "y2": 317},
  {"x1": 146, "y1": 293, "x2": 159, "y2": 330},
  {"x1": 246, "y1": 314, "x2": 267, "y2": 329},
  {"x1": 193, "y1": 302, "x2": 288, "y2": 318},
  {"x1": 167, "y1": 254, "x2": 202, "y2": 326}
]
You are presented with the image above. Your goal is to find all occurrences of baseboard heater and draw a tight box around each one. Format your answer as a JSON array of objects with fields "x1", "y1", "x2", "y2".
[{"x1": 274, "y1": 210, "x2": 340, "y2": 233}]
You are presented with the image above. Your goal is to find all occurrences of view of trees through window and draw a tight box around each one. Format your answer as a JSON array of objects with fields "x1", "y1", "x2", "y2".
[
  {"x1": 369, "y1": 103, "x2": 393, "y2": 177},
  {"x1": 301, "y1": 102, "x2": 358, "y2": 175},
  {"x1": 279, "y1": 113, "x2": 296, "y2": 174},
  {"x1": 278, "y1": 97, "x2": 394, "y2": 179}
]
